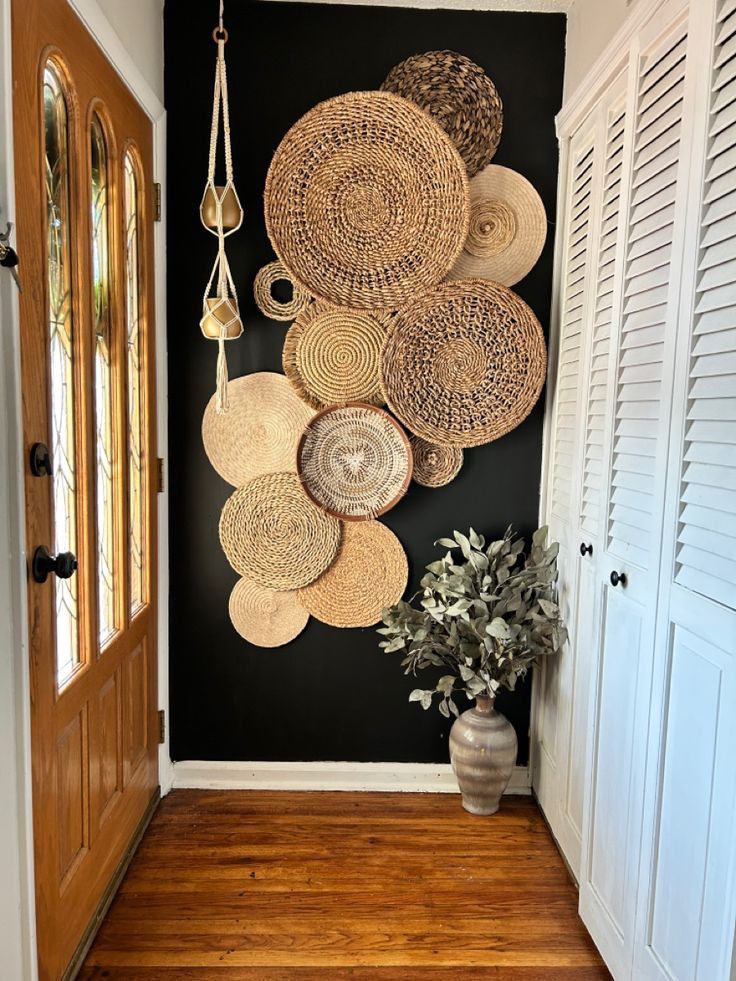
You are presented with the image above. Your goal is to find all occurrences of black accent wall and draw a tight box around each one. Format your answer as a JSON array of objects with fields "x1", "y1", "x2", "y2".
[{"x1": 164, "y1": 0, "x2": 565, "y2": 764}]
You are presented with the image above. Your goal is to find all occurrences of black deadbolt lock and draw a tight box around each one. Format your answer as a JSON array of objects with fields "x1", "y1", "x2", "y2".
[
  {"x1": 32, "y1": 546, "x2": 77, "y2": 584},
  {"x1": 30, "y1": 442, "x2": 53, "y2": 477}
]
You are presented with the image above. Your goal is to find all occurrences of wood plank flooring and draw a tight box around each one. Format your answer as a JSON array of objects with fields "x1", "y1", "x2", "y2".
[{"x1": 79, "y1": 790, "x2": 609, "y2": 979}]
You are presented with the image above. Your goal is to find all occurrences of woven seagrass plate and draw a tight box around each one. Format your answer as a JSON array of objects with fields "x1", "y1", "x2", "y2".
[{"x1": 229, "y1": 577, "x2": 309, "y2": 648}]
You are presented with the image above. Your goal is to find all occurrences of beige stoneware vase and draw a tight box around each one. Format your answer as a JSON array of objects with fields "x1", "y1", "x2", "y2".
[{"x1": 449, "y1": 694, "x2": 518, "y2": 815}]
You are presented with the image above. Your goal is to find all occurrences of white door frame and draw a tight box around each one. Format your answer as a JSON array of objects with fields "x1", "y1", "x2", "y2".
[{"x1": 0, "y1": 1, "x2": 169, "y2": 976}]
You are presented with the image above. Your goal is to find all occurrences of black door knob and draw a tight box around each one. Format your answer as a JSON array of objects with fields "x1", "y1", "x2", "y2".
[
  {"x1": 29, "y1": 442, "x2": 53, "y2": 477},
  {"x1": 579, "y1": 542, "x2": 593, "y2": 556},
  {"x1": 610, "y1": 570, "x2": 627, "y2": 588},
  {"x1": 32, "y1": 546, "x2": 78, "y2": 584}
]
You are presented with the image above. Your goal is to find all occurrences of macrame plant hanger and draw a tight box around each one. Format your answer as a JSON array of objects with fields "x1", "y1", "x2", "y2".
[{"x1": 199, "y1": 0, "x2": 244, "y2": 413}]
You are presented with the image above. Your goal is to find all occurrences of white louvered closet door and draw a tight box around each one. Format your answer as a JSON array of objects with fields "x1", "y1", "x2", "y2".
[
  {"x1": 533, "y1": 123, "x2": 598, "y2": 863},
  {"x1": 578, "y1": 11, "x2": 692, "y2": 977},
  {"x1": 634, "y1": 1, "x2": 736, "y2": 976}
]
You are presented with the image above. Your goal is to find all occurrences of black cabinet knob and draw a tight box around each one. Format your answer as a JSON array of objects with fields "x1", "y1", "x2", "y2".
[
  {"x1": 579, "y1": 542, "x2": 593, "y2": 556},
  {"x1": 32, "y1": 546, "x2": 77, "y2": 584},
  {"x1": 610, "y1": 570, "x2": 627, "y2": 588},
  {"x1": 30, "y1": 442, "x2": 52, "y2": 477}
]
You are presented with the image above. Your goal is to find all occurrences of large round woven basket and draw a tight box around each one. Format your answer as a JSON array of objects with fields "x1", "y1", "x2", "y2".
[
  {"x1": 448, "y1": 165, "x2": 547, "y2": 286},
  {"x1": 381, "y1": 51, "x2": 503, "y2": 178},
  {"x1": 410, "y1": 437, "x2": 464, "y2": 488},
  {"x1": 282, "y1": 300, "x2": 391, "y2": 409},
  {"x1": 380, "y1": 280, "x2": 547, "y2": 447},
  {"x1": 229, "y1": 577, "x2": 309, "y2": 648},
  {"x1": 297, "y1": 403, "x2": 413, "y2": 520},
  {"x1": 264, "y1": 90, "x2": 469, "y2": 309},
  {"x1": 202, "y1": 373, "x2": 314, "y2": 487},
  {"x1": 253, "y1": 259, "x2": 310, "y2": 321},
  {"x1": 298, "y1": 520, "x2": 408, "y2": 628},
  {"x1": 219, "y1": 472, "x2": 341, "y2": 590}
]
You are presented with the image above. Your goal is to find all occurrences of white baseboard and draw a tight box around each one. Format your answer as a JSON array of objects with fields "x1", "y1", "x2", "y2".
[{"x1": 172, "y1": 759, "x2": 531, "y2": 795}]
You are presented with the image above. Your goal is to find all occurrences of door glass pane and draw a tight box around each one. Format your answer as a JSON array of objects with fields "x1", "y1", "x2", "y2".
[
  {"x1": 44, "y1": 63, "x2": 79, "y2": 687},
  {"x1": 124, "y1": 152, "x2": 145, "y2": 614},
  {"x1": 91, "y1": 114, "x2": 116, "y2": 645}
]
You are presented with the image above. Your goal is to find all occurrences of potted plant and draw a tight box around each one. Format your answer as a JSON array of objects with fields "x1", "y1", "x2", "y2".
[{"x1": 378, "y1": 525, "x2": 567, "y2": 815}]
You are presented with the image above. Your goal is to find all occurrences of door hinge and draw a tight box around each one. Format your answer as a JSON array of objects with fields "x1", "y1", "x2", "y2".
[
  {"x1": 154, "y1": 182, "x2": 162, "y2": 222},
  {"x1": 158, "y1": 709, "x2": 166, "y2": 744},
  {"x1": 156, "y1": 457, "x2": 165, "y2": 493}
]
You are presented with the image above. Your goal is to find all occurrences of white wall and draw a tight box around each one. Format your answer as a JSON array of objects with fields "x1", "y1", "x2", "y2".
[
  {"x1": 95, "y1": 0, "x2": 164, "y2": 101},
  {"x1": 564, "y1": 0, "x2": 631, "y2": 99}
]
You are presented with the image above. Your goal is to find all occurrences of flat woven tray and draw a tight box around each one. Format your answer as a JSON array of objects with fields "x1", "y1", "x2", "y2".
[
  {"x1": 229, "y1": 577, "x2": 309, "y2": 648},
  {"x1": 380, "y1": 280, "x2": 547, "y2": 447},
  {"x1": 264, "y1": 90, "x2": 469, "y2": 309}
]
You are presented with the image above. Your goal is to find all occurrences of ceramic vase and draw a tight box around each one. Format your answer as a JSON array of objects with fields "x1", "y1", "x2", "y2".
[{"x1": 449, "y1": 694, "x2": 517, "y2": 815}]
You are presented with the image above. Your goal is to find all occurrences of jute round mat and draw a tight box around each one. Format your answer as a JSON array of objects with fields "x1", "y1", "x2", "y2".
[
  {"x1": 410, "y1": 437, "x2": 464, "y2": 488},
  {"x1": 381, "y1": 51, "x2": 503, "y2": 177},
  {"x1": 282, "y1": 301, "x2": 390, "y2": 409},
  {"x1": 202, "y1": 373, "x2": 314, "y2": 487},
  {"x1": 297, "y1": 403, "x2": 412, "y2": 520},
  {"x1": 253, "y1": 259, "x2": 310, "y2": 321},
  {"x1": 264, "y1": 91, "x2": 469, "y2": 309},
  {"x1": 219, "y1": 472, "x2": 341, "y2": 590},
  {"x1": 448, "y1": 165, "x2": 547, "y2": 286},
  {"x1": 380, "y1": 280, "x2": 547, "y2": 447},
  {"x1": 229, "y1": 577, "x2": 309, "y2": 648},
  {"x1": 298, "y1": 520, "x2": 408, "y2": 628}
]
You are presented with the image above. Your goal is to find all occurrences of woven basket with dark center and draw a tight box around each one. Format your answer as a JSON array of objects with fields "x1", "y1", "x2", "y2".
[
  {"x1": 253, "y1": 259, "x2": 310, "y2": 321},
  {"x1": 410, "y1": 437, "x2": 464, "y2": 488},
  {"x1": 381, "y1": 51, "x2": 503, "y2": 177},
  {"x1": 380, "y1": 280, "x2": 547, "y2": 447},
  {"x1": 219, "y1": 472, "x2": 341, "y2": 590},
  {"x1": 297, "y1": 403, "x2": 412, "y2": 520},
  {"x1": 228, "y1": 577, "x2": 309, "y2": 648},
  {"x1": 264, "y1": 91, "x2": 469, "y2": 309},
  {"x1": 298, "y1": 520, "x2": 408, "y2": 628},
  {"x1": 282, "y1": 300, "x2": 391, "y2": 409}
]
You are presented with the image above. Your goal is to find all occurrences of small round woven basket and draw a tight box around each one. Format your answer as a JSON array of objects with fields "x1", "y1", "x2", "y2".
[
  {"x1": 381, "y1": 51, "x2": 503, "y2": 177},
  {"x1": 219, "y1": 472, "x2": 341, "y2": 590},
  {"x1": 298, "y1": 520, "x2": 408, "y2": 628},
  {"x1": 448, "y1": 165, "x2": 547, "y2": 286},
  {"x1": 380, "y1": 280, "x2": 547, "y2": 447},
  {"x1": 229, "y1": 577, "x2": 309, "y2": 648},
  {"x1": 297, "y1": 403, "x2": 413, "y2": 520},
  {"x1": 410, "y1": 437, "x2": 464, "y2": 488},
  {"x1": 264, "y1": 90, "x2": 469, "y2": 309},
  {"x1": 282, "y1": 300, "x2": 391, "y2": 409},
  {"x1": 202, "y1": 372, "x2": 314, "y2": 487},
  {"x1": 253, "y1": 259, "x2": 310, "y2": 321}
]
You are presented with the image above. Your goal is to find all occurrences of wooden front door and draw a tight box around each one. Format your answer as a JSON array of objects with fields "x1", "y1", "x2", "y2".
[{"x1": 13, "y1": 0, "x2": 159, "y2": 977}]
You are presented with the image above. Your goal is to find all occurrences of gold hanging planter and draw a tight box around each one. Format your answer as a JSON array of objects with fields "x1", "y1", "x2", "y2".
[
  {"x1": 200, "y1": 297, "x2": 244, "y2": 340},
  {"x1": 200, "y1": 183, "x2": 243, "y2": 231}
]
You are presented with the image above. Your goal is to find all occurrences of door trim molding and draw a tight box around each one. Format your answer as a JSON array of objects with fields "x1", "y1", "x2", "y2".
[{"x1": 172, "y1": 760, "x2": 532, "y2": 795}]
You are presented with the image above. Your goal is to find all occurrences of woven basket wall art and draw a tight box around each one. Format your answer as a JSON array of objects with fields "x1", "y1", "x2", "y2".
[
  {"x1": 264, "y1": 90, "x2": 470, "y2": 309},
  {"x1": 448, "y1": 165, "x2": 547, "y2": 286},
  {"x1": 219, "y1": 472, "x2": 341, "y2": 590},
  {"x1": 253, "y1": 259, "x2": 310, "y2": 321},
  {"x1": 410, "y1": 437, "x2": 464, "y2": 488},
  {"x1": 202, "y1": 372, "x2": 314, "y2": 486},
  {"x1": 282, "y1": 300, "x2": 391, "y2": 409},
  {"x1": 229, "y1": 577, "x2": 309, "y2": 647},
  {"x1": 381, "y1": 51, "x2": 503, "y2": 178},
  {"x1": 298, "y1": 520, "x2": 408, "y2": 628},
  {"x1": 380, "y1": 280, "x2": 547, "y2": 447},
  {"x1": 297, "y1": 403, "x2": 413, "y2": 520}
]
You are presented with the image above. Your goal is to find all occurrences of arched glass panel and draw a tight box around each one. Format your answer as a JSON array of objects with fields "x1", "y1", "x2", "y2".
[
  {"x1": 91, "y1": 113, "x2": 116, "y2": 644},
  {"x1": 44, "y1": 62, "x2": 79, "y2": 687},
  {"x1": 123, "y1": 151, "x2": 145, "y2": 613}
]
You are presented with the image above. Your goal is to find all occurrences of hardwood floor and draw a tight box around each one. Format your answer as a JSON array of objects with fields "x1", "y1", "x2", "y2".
[{"x1": 79, "y1": 790, "x2": 609, "y2": 979}]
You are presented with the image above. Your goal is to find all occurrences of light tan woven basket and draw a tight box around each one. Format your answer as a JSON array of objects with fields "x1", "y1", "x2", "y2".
[
  {"x1": 381, "y1": 50, "x2": 503, "y2": 177},
  {"x1": 297, "y1": 403, "x2": 413, "y2": 520},
  {"x1": 410, "y1": 437, "x2": 464, "y2": 488},
  {"x1": 282, "y1": 300, "x2": 391, "y2": 409},
  {"x1": 228, "y1": 577, "x2": 309, "y2": 648},
  {"x1": 380, "y1": 280, "x2": 547, "y2": 447},
  {"x1": 298, "y1": 520, "x2": 408, "y2": 628},
  {"x1": 202, "y1": 372, "x2": 314, "y2": 486},
  {"x1": 264, "y1": 91, "x2": 469, "y2": 309},
  {"x1": 219, "y1": 472, "x2": 341, "y2": 590},
  {"x1": 253, "y1": 259, "x2": 310, "y2": 321},
  {"x1": 448, "y1": 165, "x2": 547, "y2": 286}
]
